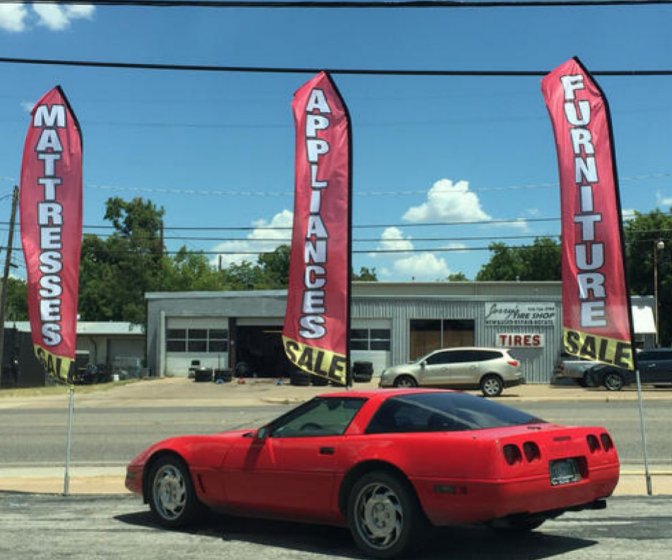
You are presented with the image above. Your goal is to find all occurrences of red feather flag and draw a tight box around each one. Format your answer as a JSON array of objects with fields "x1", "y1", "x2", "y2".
[
  {"x1": 282, "y1": 72, "x2": 352, "y2": 386},
  {"x1": 542, "y1": 58, "x2": 634, "y2": 371},
  {"x1": 20, "y1": 86, "x2": 83, "y2": 383}
]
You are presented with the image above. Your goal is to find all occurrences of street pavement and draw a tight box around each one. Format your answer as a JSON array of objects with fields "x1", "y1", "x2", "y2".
[{"x1": 1, "y1": 377, "x2": 670, "y2": 495}]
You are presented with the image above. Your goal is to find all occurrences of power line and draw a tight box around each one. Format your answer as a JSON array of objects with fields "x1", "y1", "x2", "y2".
[
  {"x1": 3, "y1": 0, "x2": 671, "y2": 8},
  {"x1": 2, "y1": 56, "x2": 672, "y2": 76}
]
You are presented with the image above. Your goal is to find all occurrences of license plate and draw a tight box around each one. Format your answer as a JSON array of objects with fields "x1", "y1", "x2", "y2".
[{"x1": 549, "y1": 459, "x2": 581, "y2": 486}]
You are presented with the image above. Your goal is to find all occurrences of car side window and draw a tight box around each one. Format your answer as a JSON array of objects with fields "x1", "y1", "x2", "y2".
[
  {"x1": 270, "y1": 397, "x2": 365, "y2": 438},
  {"x1": 366, "y1": 399, "x2": 472, "y2": 434},
  {"x1": 426, "y1": 351, "x2": 452, "y2": 365}
]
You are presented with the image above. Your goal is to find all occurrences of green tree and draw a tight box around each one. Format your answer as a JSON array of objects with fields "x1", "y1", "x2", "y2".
[
  {"x1": 79, "y1": 197, "x2": 166, "y2": 323},
  {"x1": 257, "y1": 245, "x2": 291, "y2": 288},
  {"x1": 476, "y1": 242, "x2": 525, "y2": 281},
  {"x1": 163, "y1": 247, "x2": 222, "y2": 291},
  {"x1": 624, "y1": 209, "x2": 672, "y2": 345},
  {"x1": 447, "y1": 272, "x2": 468, "y2": 281},
  {"x1": 5, "y1": 277, "x2": 28, "y2": 320},
  {"x1": 476, "y1": 237, "x2": 560, "y2": 281},
  {"x1": 353, "y1": 266, "x2": 378, "y2": 281}
]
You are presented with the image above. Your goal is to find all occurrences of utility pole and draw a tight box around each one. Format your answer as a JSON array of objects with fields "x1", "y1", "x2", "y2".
[{"x1": 0, "y1": 185, "x2": 20, "y2": 389}]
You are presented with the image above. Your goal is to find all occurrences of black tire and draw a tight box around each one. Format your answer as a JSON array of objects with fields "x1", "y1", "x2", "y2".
[
  {"x1": 147, "y1": 455, "x2": 205, "y2": 528},
  {"x1": 480, "y1": 374, "x2": 504, "y2": 397},
  {"x1": 234, "y1": 362, "x2": 250, "y2": 377},
  {"x1": 214, "y1": 369, "x2": 233, "y2": 383},
  {"x1": 347, "y1": 471, "x2": 425, "y2": 559},
  {"x1": 311, "y1": 376, "x2": 330, "y2": 386},
  {"x1": 290, "y1": 369, "x2": 312, "y2": 386},
  {"x1": 392, "y1": 375, "x2": 417, "y2": 388},
  {"x1": 194, "y1": 368, "x2": 213, "y2": 383},
  {"x1": 603, "y1": 371, "x2": 624, "y2": 392}
]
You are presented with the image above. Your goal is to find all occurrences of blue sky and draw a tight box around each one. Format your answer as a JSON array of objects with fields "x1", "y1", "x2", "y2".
[{"x1": 1, "y1": 1, "x2": 671, "y2": 281}]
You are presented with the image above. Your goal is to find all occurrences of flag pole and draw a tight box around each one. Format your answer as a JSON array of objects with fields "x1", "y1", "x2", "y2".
[{"x1": 64, "y1": 382, "x2": 75, "y2": 496}]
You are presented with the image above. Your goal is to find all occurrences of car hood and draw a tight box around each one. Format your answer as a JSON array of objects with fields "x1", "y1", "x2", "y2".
[{"x1": 128, "y1": 429, "x2": 254, "y2": 469}]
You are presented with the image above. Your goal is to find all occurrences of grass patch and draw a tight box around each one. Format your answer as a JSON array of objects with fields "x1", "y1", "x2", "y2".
[{"x1": 0, "y1": 379, "x2": 140, "y2": 398}]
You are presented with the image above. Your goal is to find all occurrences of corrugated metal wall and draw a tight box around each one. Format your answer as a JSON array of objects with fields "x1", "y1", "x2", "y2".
[
  {"x1": 148, "y1": 286, "x2": 566, "y2": 383},
  {"x1": 353, "y1": 296, "x2": 562, "y2": 383}
]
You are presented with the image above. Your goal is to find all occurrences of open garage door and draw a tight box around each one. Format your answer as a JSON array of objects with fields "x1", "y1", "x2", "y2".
[{"x1": 234, "y1": 326, "x2": 294, "y2": 378}]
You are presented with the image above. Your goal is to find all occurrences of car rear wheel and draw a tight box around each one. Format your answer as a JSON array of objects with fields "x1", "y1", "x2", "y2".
[
  {"x1": 480, "y1": 374, "x2": 504, "y2": 397},
  {"x1": 603, "y1": 371, "x2": 624, "y2": 391},
  {"x1": 393, "y1": 375, "x2": 417, "y2": 388},
  {"x1": 148, "y1": 455, "x2": 204, "y2": 528},
  {"x1": 347, "y1": 471, "x2": 424, "y2": 559}
]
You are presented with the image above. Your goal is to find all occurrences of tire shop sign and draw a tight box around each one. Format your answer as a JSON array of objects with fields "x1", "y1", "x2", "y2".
[
  {"x1": 484, "y1": 303, "x2": 557, "y2": 327},
  {"x1": 495, "y1": 333, "x2": 545, "y2": 348}
]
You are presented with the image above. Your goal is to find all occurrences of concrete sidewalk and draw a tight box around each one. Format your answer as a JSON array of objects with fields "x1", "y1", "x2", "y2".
[
  {"x1": 0, "y1": 466, "x2": 670, "y2": 497},
  {"x1": 3, "y1": 375, "x2": 672, "y2": 410},
  {"x1": 1, "y1": 377, "x2": 671, "y2": 496}
]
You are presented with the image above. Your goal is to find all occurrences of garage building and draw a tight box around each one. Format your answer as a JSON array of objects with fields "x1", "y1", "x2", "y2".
[{"x1": 146, "y1": 281, "x2": 656, "y2": 384}]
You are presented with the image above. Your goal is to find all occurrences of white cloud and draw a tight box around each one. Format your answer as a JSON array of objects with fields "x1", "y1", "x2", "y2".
[
  {"x1": 375, "y1": 227, "x2": 451, "y2": 281},
  {"x1": 376, "y1": 227, "x2": 413, "y2": 254},
  {"x1": 0, "y1": 5, "x2": 28, "y2": 32},
  {"x1": 212, "y1": 210, "x2": 293, "y2": 268},
  {"x1": 20, "y1": 100, "x2": 35, "y2": 113},
  {"x1": 391, "y1": 252, "x2": 451, "y2": 281},
  {"x1": 1, "y1": 4, "x2": 94, "y2": 32},
  {"x1": 622, "y1": 208, "x2": 637, "y2": 221},
  {"x1": 403, "y1": 179, "x2": 491, "y2": 223},
  {"x1": 33, "y1": 4, "x2": 95, "y2": 31}
]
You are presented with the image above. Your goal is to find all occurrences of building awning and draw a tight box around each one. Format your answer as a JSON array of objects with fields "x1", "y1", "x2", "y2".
[{"x1": 632, "y1": 305, "x2": 657, "y2": 335}]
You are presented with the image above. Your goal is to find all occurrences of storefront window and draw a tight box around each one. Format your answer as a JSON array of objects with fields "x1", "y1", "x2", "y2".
[
  {"x1": 350, "y1": 328, "x2": 391, "y2": 351},
  {"x1": 409, "y1": 320, "x2": 475, "y2": 360},
  {"x1": 166, "y1": 327, "x2": 229, "y2": 353}
]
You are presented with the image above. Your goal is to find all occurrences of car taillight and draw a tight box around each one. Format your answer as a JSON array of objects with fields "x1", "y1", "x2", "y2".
[
  {"x1": 503, "y1": 444, "x2": 522, "y2": 465},
  {"x1": 600, "y1": 433, "x2": 614, "y2": 451},
  {"x1": 587, "y1": 434, "x2": 601, "y2": 453},
  {"x1": 523, "y1": 442, "x2": 541, "y2": 462},
  {"x1": 507, "y1": 360, "x2": 519, "y2": 367}
]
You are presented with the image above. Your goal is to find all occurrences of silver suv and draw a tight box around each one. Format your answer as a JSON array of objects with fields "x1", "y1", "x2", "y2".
[{"x1": 379, "y1": 347, "x2": 525, "y2": 397}]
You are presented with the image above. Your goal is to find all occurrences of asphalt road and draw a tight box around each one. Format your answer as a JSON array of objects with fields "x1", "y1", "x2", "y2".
[
  {"x1": 1, "y1": 493, "x2": 670, "y2": 560},
  {"x1": 0, "y1": 401, "x2": 669, "y2": 468}
]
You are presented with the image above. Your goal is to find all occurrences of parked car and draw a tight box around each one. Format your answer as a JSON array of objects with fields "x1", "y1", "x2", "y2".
[
  {"x1": 126, "y1": 388, "x2": 618, "y2": 559},
  {"x1": 586, "y1": 348, "x2": 672, "y2": 391},
  {"x1": 553, "y1": 352, "x2": 600, "y2": 387},
  {"x1": 379, "y1": 347, "x2": 524, "y2": 397}
]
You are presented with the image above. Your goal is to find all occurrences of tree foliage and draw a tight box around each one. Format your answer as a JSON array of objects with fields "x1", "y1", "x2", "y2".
[
  {"x1": 624, "y1": 209, "x2": 672, "y2": 345},
  {"x1": 476, "y1": 237, "x2": 561, "y2": 281}
]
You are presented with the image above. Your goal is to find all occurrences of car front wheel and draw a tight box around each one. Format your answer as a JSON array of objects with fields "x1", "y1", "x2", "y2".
[
  {"x1": 603, "y1": 371, "x2": 624, "y2": 391},
  {"x1": 480, "y1": 374, "x2": 504, "y2": 397},
  {"x1": 148, "y1": 455, "x2": 204, "y2": 528},
  {"x1": 393, "y1": 375, "x2": 417, "y2": 388},
  {"x1": 347, "y1": 471, "x2": 425, "y2": 559}
]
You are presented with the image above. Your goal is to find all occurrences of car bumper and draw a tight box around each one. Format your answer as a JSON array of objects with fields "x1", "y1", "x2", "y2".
[
  {"x1": 415, "y1": 462, "x2": 619, "y2": 526},
  {"x1": 504, "y1": 376, "x2": 525, "y2": 388},
  {"x1": 125, "y1": 465, "x2": 144, "y2": 496}
]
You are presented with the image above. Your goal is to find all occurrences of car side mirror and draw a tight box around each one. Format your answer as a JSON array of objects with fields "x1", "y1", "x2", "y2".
[
  {"x1": 255, "y1": 426, "x2": 270, "y2": 440},
  {"x1": 421, "y1": 360, "x2": 427, "y2": 368}
]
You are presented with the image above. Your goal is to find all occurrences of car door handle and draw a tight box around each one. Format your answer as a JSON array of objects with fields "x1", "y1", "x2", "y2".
[{"x1": 319, "y1": 447, "x2": 335, "y2": 455}]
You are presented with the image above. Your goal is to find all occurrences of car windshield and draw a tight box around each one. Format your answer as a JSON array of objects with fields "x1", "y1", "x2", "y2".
[
  {"x1": 367, "y1": 392, "x2": 544, "y2": 434},
  {"x1": 269, "y1": 396, "x2": 366, "y2": 438}
]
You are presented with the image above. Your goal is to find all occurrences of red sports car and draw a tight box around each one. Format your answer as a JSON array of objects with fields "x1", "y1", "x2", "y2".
[{"x1": 126, "y1": 388, "x2": 619, "y2": 558}]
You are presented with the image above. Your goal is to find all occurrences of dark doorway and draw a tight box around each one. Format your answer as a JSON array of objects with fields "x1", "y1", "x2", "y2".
[{"x1": 234, "y1": 326, "x2": 294, "y2": 378}]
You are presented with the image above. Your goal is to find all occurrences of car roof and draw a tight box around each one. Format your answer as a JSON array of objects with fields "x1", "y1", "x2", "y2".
[{"x1": 318, "y1": 388, "x2": 455, "y2": 401}]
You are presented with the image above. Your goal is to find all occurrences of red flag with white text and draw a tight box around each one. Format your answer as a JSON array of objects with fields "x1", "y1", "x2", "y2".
[
  {"x1": 20, "y1": 86, "x2": 83, "y2": 383},
  {"x1": 542, "y1": 57, "x2": 634, "y2": 370},
  {"x1": 282, "y1": 71, "x2": 352, "y2": 385}
]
